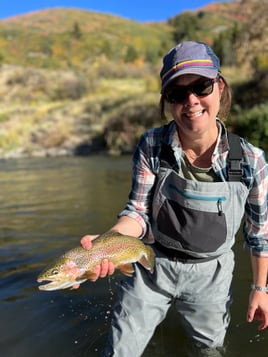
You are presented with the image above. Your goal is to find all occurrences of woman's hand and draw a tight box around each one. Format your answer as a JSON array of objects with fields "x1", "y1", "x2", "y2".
[
  {"x1": 247, "y1": 290, "x2": 268, "y2": 330},
  {"x1": 80, "y1": 234, "x2": 99, "y2": 250},
  {"x1": 72, "y1": 234, "x2": 115, "y2": 289}
]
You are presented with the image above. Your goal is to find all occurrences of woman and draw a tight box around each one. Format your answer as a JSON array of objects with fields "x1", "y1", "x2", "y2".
[{"x1": 81, "y1": 41, "x2": 268, "y2": 356}]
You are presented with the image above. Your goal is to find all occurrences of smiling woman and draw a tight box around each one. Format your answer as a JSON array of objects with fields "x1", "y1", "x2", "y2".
[{"x1": 77, "y1": 40, "x2": 268, "y2": 357}]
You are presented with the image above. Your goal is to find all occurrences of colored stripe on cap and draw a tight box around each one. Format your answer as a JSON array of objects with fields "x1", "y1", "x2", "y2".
[{"x1": 161, "y1": 59, "x2": 215, "y2": 81}]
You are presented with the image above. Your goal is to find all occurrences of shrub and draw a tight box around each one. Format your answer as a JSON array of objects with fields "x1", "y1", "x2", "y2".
[{"x1": 231, "y1": 104, "x2": 268, "y2": 151}]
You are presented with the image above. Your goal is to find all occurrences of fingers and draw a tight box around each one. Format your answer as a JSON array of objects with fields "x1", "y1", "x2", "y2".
[
  {"x1": 247, "y1": 302, "x2": 262, "y2": 322},
  {"x1": 71, "y1": 283, "x2": 80, "y2": 290},
  {"x1": 247, "y1": 306, "x2": 255, "y2": 323},
  {"x1": 257, "y1": 314, "x2": 268, "y2": 331},
  {"x1": 247, "y1": 306, "x2": 268, "y2": 330},
  {"x1": 103, "y1": 259, "x2": 115, "y2": 276},
  {"x1": 92, "y1": 260, "x2": 115, "y2": 281},
  {"x1": 80, "y1": 234, "x2": 99, "y2": 250},
  {"x1": 80, "y1": 235, "x2": 115, "y2": 282}
]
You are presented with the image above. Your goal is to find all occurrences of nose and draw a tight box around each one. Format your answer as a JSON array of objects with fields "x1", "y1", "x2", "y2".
[{"x1": 184, "y1": 91, "x2": 200, "y2": 105}]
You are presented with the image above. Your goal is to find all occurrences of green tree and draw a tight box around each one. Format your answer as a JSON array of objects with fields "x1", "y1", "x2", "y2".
[
  {"x1": 213, "y1": 23, "x2": 242, "y2": 66},
  {"x1": 124, "y1": 45, "x2": 139, "y2": 63},
  {"x1": 72, "y1": 21, "x2": 82, "y2": 40},
  {"x1": 168, "y1": 12, "x2": 200, "y2": 43},
  {"x1": 231, "y1": 104, "x2": 268, "y2": 152}
]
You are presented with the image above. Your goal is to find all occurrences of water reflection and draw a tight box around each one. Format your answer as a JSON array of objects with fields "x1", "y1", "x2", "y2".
[
  {"x1": 0, "y1": 156, "x2": 130, "y2": 357},
  {"x1": 0, "y1": 156, "x2": 267, "y2": 357}
]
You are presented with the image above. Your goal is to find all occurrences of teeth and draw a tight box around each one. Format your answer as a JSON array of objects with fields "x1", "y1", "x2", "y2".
[{"x1": 187, "y1": 110, "x2": 203, "y2": 118}]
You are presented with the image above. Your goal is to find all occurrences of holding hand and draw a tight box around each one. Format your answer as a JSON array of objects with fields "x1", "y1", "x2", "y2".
[{"x1": 79, "y1": 234, "x2": 115, "y2": 281}]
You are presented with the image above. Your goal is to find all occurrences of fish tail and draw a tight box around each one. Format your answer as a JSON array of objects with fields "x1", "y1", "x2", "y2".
[{"x1": 139, "y1": 245, "x2": 155, "y2": 273}]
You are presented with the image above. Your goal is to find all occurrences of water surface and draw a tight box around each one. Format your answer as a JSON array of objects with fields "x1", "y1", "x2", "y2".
[{"x1": 0, "y1": 156, "x2": 267, "y2": 356}]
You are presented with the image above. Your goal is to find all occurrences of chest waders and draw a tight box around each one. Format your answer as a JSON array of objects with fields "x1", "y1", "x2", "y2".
[
  {"x1": 102, "y1": 133, "x2": 250, "y2": 357},
  {"x1": 152, "y1": 132, "x2": 249, "y2": 261}
]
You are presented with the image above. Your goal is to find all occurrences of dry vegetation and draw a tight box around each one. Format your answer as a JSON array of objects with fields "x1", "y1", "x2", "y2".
[{"x1": 0, "y1": 0, "x2": 267, "y2": 158}]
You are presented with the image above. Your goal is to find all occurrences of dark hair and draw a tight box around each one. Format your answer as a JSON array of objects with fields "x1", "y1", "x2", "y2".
[
  {"x1": 160, "y1": 74, "x2": 232, "y2": 122},
  {"x1": 218, "y1": 75, "x2": 232, "y2": 121}
]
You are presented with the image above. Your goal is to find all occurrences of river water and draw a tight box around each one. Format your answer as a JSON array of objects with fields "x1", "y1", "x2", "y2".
[{"x1": 0, "y1": 155, "x2": 267, "y2": 357}]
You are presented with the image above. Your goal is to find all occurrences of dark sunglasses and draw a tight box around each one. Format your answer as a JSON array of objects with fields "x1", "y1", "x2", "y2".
[{"x1": 164, "y1": 77, "x2": 219, "y2": 104}]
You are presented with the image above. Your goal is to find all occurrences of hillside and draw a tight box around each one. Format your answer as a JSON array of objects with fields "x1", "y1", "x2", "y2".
[
  {"x1": 204, "y1": 0, "x2": 268, "y2": 69},
  {"x1": 169, "y1": 0, "x2": 268, "y2": 69},
  {"x1": 1, "y1": 0, "x2": 265, "y2": 72},
  {"x1": 0, "y1": 0, "x2": 267, "y2": 158},
  {"x1": 0, "y1": 8, "x2": 173, "y2": 69}
]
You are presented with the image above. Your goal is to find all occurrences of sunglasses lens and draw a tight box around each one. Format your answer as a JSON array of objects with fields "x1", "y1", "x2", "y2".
[
  {"x1": 165, "y1": 79, "x2": 215, "y2": 104},
  {"x1": 165, "y1": 88, "x2": 187, "y2": 103},
  {"x1": 193, "y1": 79, "x2": 214, "y2": 96}
]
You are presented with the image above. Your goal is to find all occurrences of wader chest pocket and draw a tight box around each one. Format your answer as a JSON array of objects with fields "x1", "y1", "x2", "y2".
[{"x1": 157, "y1": 187, "x2": 228, "y2": 253}]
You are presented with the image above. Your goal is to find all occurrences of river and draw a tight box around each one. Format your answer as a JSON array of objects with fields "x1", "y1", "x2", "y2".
[{"x1": 0, "y1": 155, "x2": 267, "y2": 357}]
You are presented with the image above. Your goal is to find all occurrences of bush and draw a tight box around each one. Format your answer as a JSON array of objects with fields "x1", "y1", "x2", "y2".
[
  {"x1": 232, "y1": 72, "x2": 268, "y2": 108},
  {"x1": 231, "y1": 104, "x2": 268, "y2": 151}
]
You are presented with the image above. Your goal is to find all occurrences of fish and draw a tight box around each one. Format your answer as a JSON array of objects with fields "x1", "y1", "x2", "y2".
[{"x1": 37, "y1": 231, "x2": 155, "y2": 291}]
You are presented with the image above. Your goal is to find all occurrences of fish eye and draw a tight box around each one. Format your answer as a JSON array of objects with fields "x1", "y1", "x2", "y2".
[{"x1": 50, "y1": 268, "x2": 59, "y2": 275}]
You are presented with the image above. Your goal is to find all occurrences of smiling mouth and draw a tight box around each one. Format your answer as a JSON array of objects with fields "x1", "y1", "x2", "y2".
[{"x1": 185, "y1": 110, "x2": 204, "y2": 118}]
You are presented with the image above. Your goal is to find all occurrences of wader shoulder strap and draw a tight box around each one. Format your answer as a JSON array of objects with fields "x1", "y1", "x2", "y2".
[
  {"x1": 159, "y1": 121, "x2": 180, "y2": 172},
  {"x1": 159, "y1": 143, "x2": 179, "y2": 172},
  {"x1": 227, "y1": 132, "x2": 243, "y2": 182}
]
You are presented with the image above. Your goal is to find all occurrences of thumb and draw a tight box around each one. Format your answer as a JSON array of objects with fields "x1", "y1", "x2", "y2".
[{"x1": 81, "y1": 234, "x2": 99, "y2": 250}]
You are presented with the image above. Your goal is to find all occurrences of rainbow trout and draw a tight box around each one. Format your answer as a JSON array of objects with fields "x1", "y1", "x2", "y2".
[{"x1": 37, "y1": 231, "x2": 155, "y2": 291}]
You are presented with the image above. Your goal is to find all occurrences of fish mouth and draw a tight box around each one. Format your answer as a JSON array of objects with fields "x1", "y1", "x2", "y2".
[
  {"x1": 37, "y1": 277, "x2": 87, "y2": 291},
  {"x1": 37, "y1": 278, "x2": 70, "y2": 291}
]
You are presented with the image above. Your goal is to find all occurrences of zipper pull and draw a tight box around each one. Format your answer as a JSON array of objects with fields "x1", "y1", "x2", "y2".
[{"x1": 217, "y1": 199, "x2": 223, "y2": 216}]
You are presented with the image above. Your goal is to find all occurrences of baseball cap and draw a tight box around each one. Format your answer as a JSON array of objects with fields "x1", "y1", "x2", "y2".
[{"x1": 160, "y1": 41, "x2": 221, "y2": 93}]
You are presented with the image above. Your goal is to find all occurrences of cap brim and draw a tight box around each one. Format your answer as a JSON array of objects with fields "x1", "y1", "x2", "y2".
[{"x1": 161, "y1": 68, "x2": 218, "y2": 93}]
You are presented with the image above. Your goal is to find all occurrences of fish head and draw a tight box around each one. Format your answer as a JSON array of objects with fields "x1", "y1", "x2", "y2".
[{"x1": 37, "y1": 256, "x2": 86, "y2": 291}]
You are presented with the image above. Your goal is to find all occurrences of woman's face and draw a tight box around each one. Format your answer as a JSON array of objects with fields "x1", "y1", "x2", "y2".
[{"x1": 167, "y1": 74, "x2": 225, "y2": 139}]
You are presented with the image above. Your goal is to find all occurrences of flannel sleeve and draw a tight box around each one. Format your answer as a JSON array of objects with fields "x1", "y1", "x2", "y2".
[
  {"x1": 118, "y1": 130, "x2": 160, "y2": 238},
  {"x1": 243, "y1": 146, "x2": 268, "y2": 257}
]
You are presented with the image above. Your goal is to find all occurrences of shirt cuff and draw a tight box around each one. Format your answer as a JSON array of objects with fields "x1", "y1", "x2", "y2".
[{"x1": 118, "y1": 210, "x2": 147, "y2": 238}]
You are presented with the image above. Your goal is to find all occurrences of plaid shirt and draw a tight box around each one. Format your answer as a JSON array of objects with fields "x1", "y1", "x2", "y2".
[{"x1": 119, "y1": 120, "x2": 268, "y2": 256}]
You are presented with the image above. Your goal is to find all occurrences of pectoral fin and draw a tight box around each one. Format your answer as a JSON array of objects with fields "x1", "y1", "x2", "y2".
[
  {"x1": 118, "y1": 263, "x2": 135, "y2": 277},
  {"x1": 80, "y1": 271, "x2": 98, "y2": 281}
]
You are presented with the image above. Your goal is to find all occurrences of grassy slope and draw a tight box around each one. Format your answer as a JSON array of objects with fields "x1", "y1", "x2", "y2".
[{"x1": 0, "y1": 1, "x2": 266, "y2": 156}]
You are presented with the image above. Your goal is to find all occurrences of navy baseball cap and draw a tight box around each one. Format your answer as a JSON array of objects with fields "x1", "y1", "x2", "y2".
[{"x1": 160, "y1": 41, "x2": 221, "y2": 93}]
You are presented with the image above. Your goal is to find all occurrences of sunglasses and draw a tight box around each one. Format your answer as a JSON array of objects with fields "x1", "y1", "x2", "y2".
[{"x1": 164, "y1": 77, "x2": 219, "y2": 104}]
